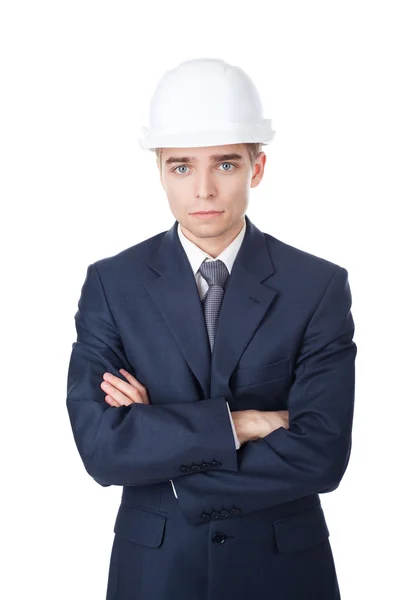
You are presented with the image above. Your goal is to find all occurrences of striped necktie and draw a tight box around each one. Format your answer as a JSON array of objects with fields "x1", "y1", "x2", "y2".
[{"x1": 198, "y1": 259, "x2": 230, "y2": 352}]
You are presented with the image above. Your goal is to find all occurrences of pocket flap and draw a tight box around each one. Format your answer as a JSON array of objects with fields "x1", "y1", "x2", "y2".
[
  {"x1": 234, "y1": 358, "x2": 291, "y2": 388},
  {"x1": 114, "y1": 503, "x2": 167, "y2": 548},
  {"x1": 272, "y1": 504, "x2": 330, "y2": 553}
]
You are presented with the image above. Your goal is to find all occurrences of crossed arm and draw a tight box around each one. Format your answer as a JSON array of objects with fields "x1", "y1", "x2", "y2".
[
  {"x1": 99, "y1": 367, "x2": 289, "y2": 444},
  {"x1": 98, "y1": 367, "x2": 289, "y2": 500}
]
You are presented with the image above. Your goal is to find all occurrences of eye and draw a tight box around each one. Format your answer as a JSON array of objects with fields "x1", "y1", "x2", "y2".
[
  {"x1": 174, "y1": 165, "x2": 189, "y2": 175},
  {"x1": 219, "y1": 162, "x2": 235, "y2": 171}
]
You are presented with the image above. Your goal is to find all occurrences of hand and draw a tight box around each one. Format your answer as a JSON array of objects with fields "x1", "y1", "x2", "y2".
[
  {"x1": 100, "y1": 369, "x2": 150, "y2": 406},
  {"x1": 230, "y1": 410, "x2": 262, "y2": 446},
  {"x1": 231, "y1": 409, "x2": 289, "y2": 445},
  {"x1": 256, "y1": 410, "x2": 289, "y2": 438}
]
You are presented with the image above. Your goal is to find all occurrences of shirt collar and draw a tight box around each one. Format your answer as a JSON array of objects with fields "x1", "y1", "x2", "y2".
[{"x1": 177, "y1": 218, "x2": 246, "y2": 276}]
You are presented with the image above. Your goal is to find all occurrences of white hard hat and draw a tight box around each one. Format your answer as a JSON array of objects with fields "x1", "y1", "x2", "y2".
[{"x1": 138, "y1": 58, "x2": 275, "y2": 152}]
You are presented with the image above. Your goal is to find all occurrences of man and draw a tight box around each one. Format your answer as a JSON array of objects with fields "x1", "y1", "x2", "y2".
[{"x1": 66, "y1": 58, "x2": 356, "y2": 600}]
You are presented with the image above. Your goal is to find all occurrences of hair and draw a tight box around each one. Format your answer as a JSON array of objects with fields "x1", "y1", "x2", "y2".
[{"x1": 155, "y1": 142, "x2": 263, "y2": 170}]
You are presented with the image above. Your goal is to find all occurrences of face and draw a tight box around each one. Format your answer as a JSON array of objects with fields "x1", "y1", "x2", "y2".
[{"x1": 157, "y1": 143, "x2": 266, "y2": 253}]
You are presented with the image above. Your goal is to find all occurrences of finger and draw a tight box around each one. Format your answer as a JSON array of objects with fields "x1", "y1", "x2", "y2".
[
  {"x1": 101, "y1": 381, "x2": 134, "y2": 406},
  {"x1": 102, "y1": 373, "x2": 143, "y2": 404},
  {"x1": 105, "y1": 395, "x2": 121, "y2": 408},
  {"x1": 117, "y1": 368, "x2": 145, "y2": 391},
  {"x1": 119, "y1": 369, "x2": 150, "y2": 404}
]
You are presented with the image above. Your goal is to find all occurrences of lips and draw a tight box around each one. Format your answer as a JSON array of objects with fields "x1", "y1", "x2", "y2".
[{"x1": 191, "y1": 211, "x2": 224, "y2": 220}]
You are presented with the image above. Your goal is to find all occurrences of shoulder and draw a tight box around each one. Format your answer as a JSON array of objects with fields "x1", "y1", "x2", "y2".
[
  {"x1": 262, "y1": 230, "x2": 348, "y2": 287},
  {"x1": 91, "y1": 228, "x2": 168, "y2": 281}
]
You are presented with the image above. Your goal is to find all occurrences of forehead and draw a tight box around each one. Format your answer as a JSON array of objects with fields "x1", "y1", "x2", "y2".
[{"x1": 161, "y1": 144, "x2": 247, "y2": 165}]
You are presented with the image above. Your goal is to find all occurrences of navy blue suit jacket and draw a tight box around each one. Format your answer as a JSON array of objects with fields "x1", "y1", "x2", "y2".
[{"x1": 66, "y1": 214, "x2": 356, "y2": 599}]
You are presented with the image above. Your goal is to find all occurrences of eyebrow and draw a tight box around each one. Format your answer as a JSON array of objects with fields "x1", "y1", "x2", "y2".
[{"x1": 164, "y1": 153, "x2": 245, "y2": 165}]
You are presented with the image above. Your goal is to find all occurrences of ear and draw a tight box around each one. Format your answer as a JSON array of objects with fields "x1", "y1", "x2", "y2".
[{"x1": 250, "y1": 152, "x2": 267, "y2": 189}]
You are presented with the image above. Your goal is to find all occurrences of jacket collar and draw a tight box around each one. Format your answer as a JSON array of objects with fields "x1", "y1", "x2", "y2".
[{"x1": 176, "y1": 218, "x2": 246, "y2": 283}]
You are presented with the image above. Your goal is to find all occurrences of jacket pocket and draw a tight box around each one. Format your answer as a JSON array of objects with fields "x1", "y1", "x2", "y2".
[
  {"x1": 233, "y1": 357, "x2": 291, "y2": 389},
  {"x1": 114, "y1": 503, "x2": 167, "y2": 548},
  {"x1": 272, "y1": 504, "x2": 330, "y2": 553}
]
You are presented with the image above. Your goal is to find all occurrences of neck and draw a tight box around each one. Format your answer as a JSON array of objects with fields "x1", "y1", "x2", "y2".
[{"x1": 180, "y1": 218, "x2": 244, "y2": 258}]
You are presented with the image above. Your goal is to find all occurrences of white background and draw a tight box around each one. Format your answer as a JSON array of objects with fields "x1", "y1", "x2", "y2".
[{"x1": 1, "y1": 1, "x2": 410, "y2": 598}]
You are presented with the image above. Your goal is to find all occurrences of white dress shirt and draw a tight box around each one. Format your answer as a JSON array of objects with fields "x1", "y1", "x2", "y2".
[{"x1": 170, "y1": 218, "x2": 246, "y2": 498}]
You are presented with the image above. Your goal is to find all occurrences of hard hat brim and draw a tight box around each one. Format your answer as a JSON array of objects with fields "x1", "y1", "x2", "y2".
[{"x1": 138, "y1": 121, "x2": 276, "y2": 151}]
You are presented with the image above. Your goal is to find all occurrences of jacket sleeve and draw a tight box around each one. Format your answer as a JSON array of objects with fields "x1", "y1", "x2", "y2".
[
  {"x1": 170, "y1": 402, "x2": 241, "y2": 499},
  {"x1": 66, "y1": 262, "x2": 239, "y2": 487},
  {"x1": 172, "y1": 266, "x2": 357, "y2": 525}
]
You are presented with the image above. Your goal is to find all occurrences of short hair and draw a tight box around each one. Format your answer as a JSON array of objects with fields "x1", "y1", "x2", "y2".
[{"x1": 155, "y1": 142, "x2": 262, "y2": 169}]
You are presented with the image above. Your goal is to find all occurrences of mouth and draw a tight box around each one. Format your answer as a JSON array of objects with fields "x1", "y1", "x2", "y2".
[{"x1": 191, "y1": 210, "x2": 224, "y2": 218}]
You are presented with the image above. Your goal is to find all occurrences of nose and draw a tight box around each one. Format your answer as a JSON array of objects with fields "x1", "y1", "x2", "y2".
[{"x1": 195, "y1": 170, "x2": 218, "y2": 200}]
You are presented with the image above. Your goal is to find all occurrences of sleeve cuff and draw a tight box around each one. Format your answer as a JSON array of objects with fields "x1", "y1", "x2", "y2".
[
  {"x1": 226, "y1": 402, "x2": 241, "y2": 449},
  {"x1": 170, "y1": 479, "x2": 178, "y2": 498}
]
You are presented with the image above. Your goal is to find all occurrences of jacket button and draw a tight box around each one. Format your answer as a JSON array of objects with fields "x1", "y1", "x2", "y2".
[
  {"x1": 191, "y1": 464, "x2": 201, "y2": 472},
  {"x1": 201, "y1": 512, "x2": 211, "y2": 521},
  {"x1": 220, "y1": 510, "x2": 230, "y2": 518},
  {"x1": 230, "y1": 507, "x2": 241, "y2": 516},
  {"x1": 180, "y1": 466, "x2": 190, "y2": 473},
  {"x1": 211, "y1": 461, "x2": 221, "y2": 468},
  {"x1": 212, "y1": 532, "x2": 226, "y2": 544},
  {"x1": 211, "y1": 511, "x2": 220, "y2": 520},
  {"x1": 201, "y1": 463, "x2": 211, "y2": 469}
]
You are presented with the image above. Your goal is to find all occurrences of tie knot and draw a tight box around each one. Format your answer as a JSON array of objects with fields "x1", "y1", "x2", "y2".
[{"x1": 199, "y1": 259, "x2": 230, "y2": 289}]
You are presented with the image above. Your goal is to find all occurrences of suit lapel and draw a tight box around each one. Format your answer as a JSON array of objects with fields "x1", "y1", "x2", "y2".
[
  {"x1": 144, "y1": 215, "x2": 278, "y2": 400},
  {"x1": 210, "y1": 216, "x2": 278, "y2": 399},
  {"x1": 144, "y1": 221, "x2": 212, "y2": 398}
]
